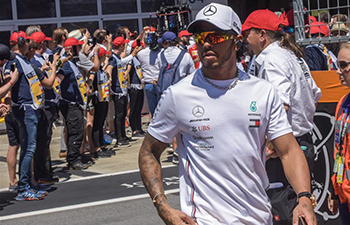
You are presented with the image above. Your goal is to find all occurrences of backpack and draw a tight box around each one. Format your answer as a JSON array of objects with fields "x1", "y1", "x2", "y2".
[{"x1": 156, "y1": 50, "x2": 186, "y2": 95}]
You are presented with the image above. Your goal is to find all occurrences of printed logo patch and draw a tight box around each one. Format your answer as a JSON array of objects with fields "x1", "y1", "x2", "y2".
[
  {"x1": 250, "y1": 101, "x2": 257, "y2": 112},
  {"x1": 249, "y1": 119, "x2": 260, "y2": 128}
]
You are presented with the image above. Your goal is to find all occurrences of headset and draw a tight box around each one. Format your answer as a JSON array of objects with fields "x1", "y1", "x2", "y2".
[{"x1": 10, "y1": 31, "x2": 26, "y2": 47}]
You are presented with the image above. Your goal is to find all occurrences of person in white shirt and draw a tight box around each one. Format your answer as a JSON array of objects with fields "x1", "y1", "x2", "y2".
[
  {"x1": 139, "y1": 3, "x2": 316, "y2": 225},
  {"x1": 242, "y1": 9, "x2": 321, "y2": 224}
]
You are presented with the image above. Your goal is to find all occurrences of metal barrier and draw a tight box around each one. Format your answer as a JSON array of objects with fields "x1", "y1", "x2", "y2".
[{"x1": 294, "y1": 0, "x2": 350, "y2": 45}]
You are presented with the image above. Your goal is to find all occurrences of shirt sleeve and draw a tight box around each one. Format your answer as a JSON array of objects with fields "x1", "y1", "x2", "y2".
[
  {"x1": 266, "y1": 86, "x2": 292, "y2": 141},
  {"x1": 57, "y1": 62, "x2": 71, "y2": 78},
  {"x1": 147, "y1": 87, "x2": 180, "y2": 143},
  {"x1": 33, "y1": 66, "x2": 45, "y2": 81}
]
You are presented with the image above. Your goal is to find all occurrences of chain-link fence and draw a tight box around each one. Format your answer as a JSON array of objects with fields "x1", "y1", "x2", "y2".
[{"x1": 294, "y1": 0, "x2": 350, "y2": 45}]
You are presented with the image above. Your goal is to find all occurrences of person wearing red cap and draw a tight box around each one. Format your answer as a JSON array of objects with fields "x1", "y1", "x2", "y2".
[
  {"x1": 140, "y1": 3, "x2": 315, "y2": 225},
  {"x1": 178, "y1": 30, "x2": 193, "y2": 51},
  {"x1": 243, "y1": 9, "x2": 319, "y2": 224},
  {"x1": 4, "y1": 30, "x2": 60, "y2": 201},
  {"x1": 55, "y1": 37, "x2": 93, "y2": 170},
  {"x1": 106, "y1": 36, "x2": 142, "y2": 147},
  {"x1": 86, "y1": 47, "x2": 114, "y2": 158},
  {"x1": 28, "y1": 31, "x2": 61, "y2": 185},
  {"x1": 304, "y1": 21, "x2": 337, "y2": 71}
]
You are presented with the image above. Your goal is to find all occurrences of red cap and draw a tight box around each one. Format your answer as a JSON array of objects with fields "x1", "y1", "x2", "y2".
[
  {"x1": 98, "y1": 47, "x2": 111, "y2": 57},
  {"x1": 309, "y1": 16, "x2": 317, "y2": 23},
  {"x1": 10, "y1": 31, "x2": 29, "y2": 45},
  {"x1": 113, "y1": 37, "x2": 129, "y2": 47},
  {"x1": 310, "y1": 22, "x2": 329, "y2": 36},
  {"x1": 178, "y1": 30, "x2": 193, "y2": 38},
  {"x1": 130, "y1": 32, "x2": 136, "y2": 37},
  {"x1": 242, "y1": 9, "x2": 287, "y2": 32},
  {"x1": 150, "y1": 27, "x2": 157, "y2": 32},
  {"x1": 64, "y1": 37, "x2": 84, "y2": 47},
  {"x1": 28, "y1": 31, "x2": 52, "y2": 44},
  {"x1": 131, "y1": 40, "x2": 145, "y2": 48}
]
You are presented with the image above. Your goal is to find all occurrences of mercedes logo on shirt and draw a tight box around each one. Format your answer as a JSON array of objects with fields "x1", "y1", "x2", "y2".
[
  {"x1": 192, "y1": 106, "x2": 205, "y2": 118},
  {"x1": 203, "y1": 5, "x2": 217, "y2": 16}
]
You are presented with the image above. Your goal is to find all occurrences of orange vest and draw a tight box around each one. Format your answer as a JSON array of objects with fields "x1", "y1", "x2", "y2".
[{"x1": 332, "y1": 93, "x2": 350, "y2": 210}]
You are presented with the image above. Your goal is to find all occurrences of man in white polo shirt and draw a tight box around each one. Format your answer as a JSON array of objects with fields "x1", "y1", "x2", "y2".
[{"x1": 138, "y1": 3, "x2": 316, "y2": 225}]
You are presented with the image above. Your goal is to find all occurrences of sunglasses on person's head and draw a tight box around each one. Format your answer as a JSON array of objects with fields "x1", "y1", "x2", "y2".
[
  {"x1": 194, "y1": 31, "x2": 233, "y2": 45},
  {"x1": 337, "y1": 61, "x2": 350, "y2": 71}
]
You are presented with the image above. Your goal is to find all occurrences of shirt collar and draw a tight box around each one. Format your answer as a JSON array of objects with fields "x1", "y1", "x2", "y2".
[
  {"x1": 255, "y1": 41, "x2": 280, "y2": 68},
  {"x1": 341, "y1": 94, "x2": 350, "y2": 111}
]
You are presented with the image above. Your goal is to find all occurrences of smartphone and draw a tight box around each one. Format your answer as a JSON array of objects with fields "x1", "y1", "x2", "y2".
[
  {"x1": 57, "y1": 47, "x2": 62, "y2": 55},
  {"x1": 72, "y1": 45, "x2": 78, "y2": 57},
  {"x1": 298, "y1": 216, "x2": 306, "y2": 225},
  {"x1": 137, "y1": 39, "x2": 141, "y2": 47},
  {"x1": 10, "y1": 62, "x2": 16, "y2": 72},
  {"x1": 123, "y1": 33, "x2": 127, "y2": 39},
  {"x1": 106, "y1": 30, "x2": 110, "y2": 36},
  {"x1": 49, "y1": 54, "x2": 54, "y2": 64}
]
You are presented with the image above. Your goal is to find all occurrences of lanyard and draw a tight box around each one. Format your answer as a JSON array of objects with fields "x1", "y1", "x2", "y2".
[{"x1": 339, "y1": 108, "x2": 350, "y2": 153}]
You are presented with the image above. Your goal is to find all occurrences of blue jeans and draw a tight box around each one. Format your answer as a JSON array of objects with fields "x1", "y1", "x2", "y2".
[
  {"x1": 338, "y1": 198, "x2": 350, "y2": 225},
  {"x1": 12, "y1": 106, "x2": 40, "y2": 190},
  {"x1": 144, "y1": 83, "x2": 158, "y2": 117}
]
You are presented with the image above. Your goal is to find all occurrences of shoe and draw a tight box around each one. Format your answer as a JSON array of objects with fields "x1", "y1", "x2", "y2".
[
  {"x1": 37, "y1": 175, "x2": 59, "y2": 184},
  {"x1": 94, "y1": 149, "x2": 112, "y2": 158},
  {"x1": 81, "y1": 155, "x2": 95, "y2": 166},
  {"x1": 16, "y1": 188, "x2": 41, "y2": 201},
  {"x1": 32, "y1": 183, "x2": 51, "y2": 192},
  {"x1": 117, "y1": 139, "x2": 131, "y2": 147},
  {"x1": 32, "y1": 187, "x2": 48, "y2": 198},
  {"x1": 102, "y1": 147, "x2": 116, "y2": 155},
  {"x1": 68, "y1": 160, "x2": 91, "y2": 170},
  {"x1": 8, "y1": 184, "x2": 18, "y2": 193},
  {"x1": 133, "y1": 132, "x2": 145, "y2": 138},
  {"x1": 59, "y1": 150, "x2": 67, "y2": 158},
  {"x1": 125, "y1": 137, "x2": 137, "y2": 142},
  {"x1": 103, "y1": 134, "x2": 113, "y2": 144}
]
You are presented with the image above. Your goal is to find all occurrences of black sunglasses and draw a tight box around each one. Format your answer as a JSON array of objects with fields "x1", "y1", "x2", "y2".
[{"x1": 337, "y1": 61, "x2": 350, "y2": 70}]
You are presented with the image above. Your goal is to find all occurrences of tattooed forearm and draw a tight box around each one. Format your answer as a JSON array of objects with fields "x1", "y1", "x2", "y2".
[{"x1": 139, "y1": 133, "x2": 169, "y2": 203}]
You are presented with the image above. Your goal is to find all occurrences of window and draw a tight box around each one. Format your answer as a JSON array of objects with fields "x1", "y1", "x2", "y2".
[
  {"x1": 102, "y1": 0, "x2": 137, "y2": 14},
  {"x1": 103, "y1": 20, "x2": 139, "y2": 37},
  {"x1": 60, "y1": 0, "x2": 97, "y2": 17},
  {"x1": 19, "y1": 24, "x2": 57, "y2": 38},
  {"x1": 142, "y1": 18, "x2": 159, "y2": 30},
  {"x1": 0, "y1": 31, "x2": 11, "y2": 47},
  {"x1": 141, "y1": 0, "x2": 175, "y2": 12},
  {"x1": 62, "y1": 22, "x2": 99, "y2": 35},
  {"x1": 17, "y1": 0, "x2": 55, "y2": 19},
  {"x1": 0, "y1": 1, "x2": 12, "y2": 20}
]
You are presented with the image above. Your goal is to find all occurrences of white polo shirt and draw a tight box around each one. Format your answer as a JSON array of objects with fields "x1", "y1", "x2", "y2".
[
  {"x1": 148, "y1": 69, "x2": 292, "y2": 225},
  {"x1": 255, "y1": 41, "x2": 321, "y2": 137},
  {"x1": 155, "y1": 46, "x2": 196, "y2": 78},
  {"x1": 136, "y1": 46, "x2": 162, "y2": 84}
]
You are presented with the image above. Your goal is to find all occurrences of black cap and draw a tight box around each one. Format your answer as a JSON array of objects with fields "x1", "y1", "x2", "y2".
[{"x1": 0, "y1": 44, "x2": 16, "y2": 61}]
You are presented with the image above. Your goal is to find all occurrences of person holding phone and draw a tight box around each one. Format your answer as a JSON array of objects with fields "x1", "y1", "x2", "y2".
[
  {"x1": 29, "y1": 31, "x2": 61, "y2": 185},
  {"x1": 0, "y1": 44, "x2": 18, "y2": 99}
]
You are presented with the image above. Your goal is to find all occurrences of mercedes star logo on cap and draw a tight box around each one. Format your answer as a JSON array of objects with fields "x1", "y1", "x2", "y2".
[
  {"x1": 192, "y1": 106, "x2": 205, "y2": 118},
  {"x1": 203, "y1": 5, "x2": 217, "y2": 16}
]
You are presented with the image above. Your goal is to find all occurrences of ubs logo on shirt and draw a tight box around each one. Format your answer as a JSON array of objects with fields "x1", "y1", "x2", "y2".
[{"x1": 192, "y1": 125, "x2": 210, "y2": 133}]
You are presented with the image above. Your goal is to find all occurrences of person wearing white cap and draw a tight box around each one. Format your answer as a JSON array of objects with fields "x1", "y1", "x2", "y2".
[{"x1": 139, "y1": 3, "x2": 316, "y2": 225}]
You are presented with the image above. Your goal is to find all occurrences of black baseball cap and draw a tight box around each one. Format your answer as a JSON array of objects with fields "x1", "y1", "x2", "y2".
[{"x1": 0, "y1": 44, "x2": 16, "y2": 60}]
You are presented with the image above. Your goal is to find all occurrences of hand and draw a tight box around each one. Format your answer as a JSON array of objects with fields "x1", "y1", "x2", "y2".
[
  {"x1": 106, "y1": 34, "x2": 113, "y2": 43},
  {"x1": 10, "y1": 67, "x2": 19, "y2": 84},
  {"x1": 48, "y1": 53, "x2": 60, "y2": 68},
  {"x1": 0, "y1": 104, "x2": 10, "y2": 117},
  {"x1": 157, "y1": 203, "x2": 197, "y2": 225},
  {"x1": 94, "y1": 44, "x2": 101, "y2": 55},
  {"x1": 293, "y1": 198, "x2": 317, "y2": 225},
  {"x1": 153, "y1": 79, "x2": 158, "y2": 86},
  {"x1": 132, "y1": 46, "x2": 143, "y2": 57},
  {"x1": 41, "y1": 59, "x2": 50, "y2": 71},
  {"x1": 328, "y1": 195, "x2": 339, "y2": 214}
]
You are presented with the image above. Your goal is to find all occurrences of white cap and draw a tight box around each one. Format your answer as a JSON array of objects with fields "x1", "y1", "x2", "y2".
[
  {"x1": 68, "y1": 29, "x2": 86, "y2": 41},
  {"x1": 187, "y1": 3, "x2": 241, "y2": 34}
]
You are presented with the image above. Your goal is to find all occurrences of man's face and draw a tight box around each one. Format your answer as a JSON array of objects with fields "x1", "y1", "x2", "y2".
[
  {"x1": 124, "y1": 28, "x2": 131, "y2": 39},
  {"x1": 337, "y1": 47, "x2": 350, "y2": 87},
  {"x1": 195, "y1": 23, "x2": 237, "y2": 70},
  {"x1": 243, "y1": 29, "x2": 261, "y2": 55},
  {"x1": 181, "y1": 36, "x2": 190, "y2": 45}
]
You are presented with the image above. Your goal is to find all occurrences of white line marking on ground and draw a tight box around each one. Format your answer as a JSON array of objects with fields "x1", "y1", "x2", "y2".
[
  {"x1": 0, "y1": 165, "x2": 177, "y2": 192},
  {"x1": 0, "y1": 189, "x2": 179, "y2": 221}
]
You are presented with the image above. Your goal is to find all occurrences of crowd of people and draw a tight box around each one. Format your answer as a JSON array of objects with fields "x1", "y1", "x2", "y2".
[{"x1": 1, "y1": 1, "x2": 350, "y2": 225}]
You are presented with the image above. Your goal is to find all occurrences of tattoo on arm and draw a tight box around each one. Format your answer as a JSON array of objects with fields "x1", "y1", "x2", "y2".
[{"x1": 139, "y1": 134, "x2": 168, "y2": 201}]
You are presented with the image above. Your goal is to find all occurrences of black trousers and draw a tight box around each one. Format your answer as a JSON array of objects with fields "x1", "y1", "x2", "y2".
[
  {"x1": 34, "y1": 106, "x2": 58, "y2": 180},
  {"x1": 59, "y1": 103, "x2": 84, "y2": 164},
  {"x1": 112, "y1": 95, "x2": 127, "y2": 141},
  {"x1": 92, "y1": 101, "x2": 108, "y2": 148},
  {"x1": 128, "y1": 88, "x2": 144, "y2": 132}
]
